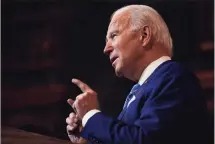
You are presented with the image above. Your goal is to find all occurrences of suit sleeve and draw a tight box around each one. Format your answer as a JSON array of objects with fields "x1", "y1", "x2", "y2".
[{"x1": 80, "y1": 74, "x2": 199, "y2": 144}]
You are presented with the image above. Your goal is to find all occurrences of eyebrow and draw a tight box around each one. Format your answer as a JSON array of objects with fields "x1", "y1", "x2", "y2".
[{"x1": 106, "y1": 30, "x2": 119, "y2": 42}]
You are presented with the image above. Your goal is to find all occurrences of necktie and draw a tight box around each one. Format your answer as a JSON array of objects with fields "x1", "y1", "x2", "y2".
[{"x1": 123, "y1": 84, "x2": 141, "y2": 109}]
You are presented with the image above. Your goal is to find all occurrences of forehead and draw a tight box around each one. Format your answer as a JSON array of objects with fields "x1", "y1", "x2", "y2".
[{"x1": 107, "y1": 10, "x2": 131, "y2": 33}]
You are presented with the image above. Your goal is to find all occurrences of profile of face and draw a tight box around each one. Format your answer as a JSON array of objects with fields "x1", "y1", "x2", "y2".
[{"x1": 104, "y1": 10, "x2": 144, "y2": 79}]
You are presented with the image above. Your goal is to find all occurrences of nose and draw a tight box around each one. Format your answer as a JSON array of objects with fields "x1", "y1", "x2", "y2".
[{"x1": 104, "y1": 40, "x2": 113, "y2": 56}]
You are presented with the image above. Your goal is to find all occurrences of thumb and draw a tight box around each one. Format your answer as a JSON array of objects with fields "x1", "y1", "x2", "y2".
[
  {"x1": 67, "y1": 98, "x2": 75, "y2": 107},
  {"x1": 67, "y1": 98, "x2": 77, "y2": 114}
]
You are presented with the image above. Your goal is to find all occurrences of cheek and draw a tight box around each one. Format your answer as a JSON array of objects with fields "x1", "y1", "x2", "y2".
[
  {"x1": 112, "y1": 42, "x2": 122, "y2": 58},
  {"x1": 114, "y1": 37, "x2": 132, "y2": 63}
]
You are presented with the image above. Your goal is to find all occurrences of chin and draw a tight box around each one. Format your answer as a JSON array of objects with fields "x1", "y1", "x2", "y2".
[{"x1": 115, "y1": 66, "x2": 123, "y2": 77}]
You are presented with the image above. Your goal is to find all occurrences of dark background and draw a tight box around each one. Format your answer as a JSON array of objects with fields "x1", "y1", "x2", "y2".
[{"x1": 2, "y1": 0, "x2": 214, "y2": 142}]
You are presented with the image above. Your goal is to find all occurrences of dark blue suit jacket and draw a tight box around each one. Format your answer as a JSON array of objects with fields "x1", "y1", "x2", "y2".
[{"x1": 81, "y1": 61, "x2": 208, "y2": 144}]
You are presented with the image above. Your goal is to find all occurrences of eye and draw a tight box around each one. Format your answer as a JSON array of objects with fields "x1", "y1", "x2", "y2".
[
  {"x1": 110, "y1": 33, "x2": 117, "y2": 40},
  {"x1": 106, "y1": 31, "x2": 119, "y2": 43}
]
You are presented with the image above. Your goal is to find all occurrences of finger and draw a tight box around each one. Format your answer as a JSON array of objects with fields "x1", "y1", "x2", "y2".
[
  {"x1": 66, "y1": 117, "x2": 78, "y2": 125},
  {"x1": 67, "y1": 98, "x2": 74, "y2": 107},
  {"x1": 69, "y1": 112, "x2": 76, "y2": 118},
  {"x1": 66, "y1": 117, "x2": 71, "y2": 124},
  {"x1": 72, "y1": 78, "x2": 92, "y2": 92},
  {"x1": 68, "y1": 134, "x2": 78, "y2": 142},
  {"x1": 69, "y1": 114, "x2": 79, "y2": 123},
  {"x1": 67, "y1": 125, "x2": 77, "y2": 132},
  {"x1": 68, "y1": 135, "x2": 79, "y2": 143},
  {"x1": 67, "y1": 99, "x2": 78, "y2": 113}
]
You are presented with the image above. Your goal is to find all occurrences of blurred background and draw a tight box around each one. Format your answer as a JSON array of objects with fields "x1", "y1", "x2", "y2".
[{"x1": 2, "y1": 0, "x2": 214, "y2": 143}]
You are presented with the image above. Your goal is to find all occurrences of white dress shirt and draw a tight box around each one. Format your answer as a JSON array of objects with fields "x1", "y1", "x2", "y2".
[{"x1": 82, "y1": 56, "x2": 171, "y2": 126}]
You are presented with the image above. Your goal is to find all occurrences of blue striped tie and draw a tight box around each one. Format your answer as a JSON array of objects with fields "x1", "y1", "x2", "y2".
[{"x1": 123, "y1": 84, "x2": 141, "y2": 109}]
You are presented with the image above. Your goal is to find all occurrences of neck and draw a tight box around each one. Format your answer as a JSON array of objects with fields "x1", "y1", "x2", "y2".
[{"x1": 129, "y1": 46, "x2": 169, "y2": 82}]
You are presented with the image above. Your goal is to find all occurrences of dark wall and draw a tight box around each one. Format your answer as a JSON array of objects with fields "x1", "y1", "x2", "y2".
[{"x1": 2, "y1": 0, "x2": 214, "y2": 141}]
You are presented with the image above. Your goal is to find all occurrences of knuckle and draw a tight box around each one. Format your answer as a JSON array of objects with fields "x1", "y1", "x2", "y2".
[
  {"x1": 66, "y1": 118, "x2": 72, "y2": 125},
  {"x1": 85, "y1": 91, "x2": 90, "y2": 95},
  {"x1": 76, "y1": 96, "x2": 80, "y2": 100},
  {"x1": 69, "y1": 113, "x2": 75, "y2": 118},
  {"x1": 73, "y1": 117, "x2": 78, "y2": 123},
  {"x1": 66, "y1": 117, "x2": 69, "y2": 123},
  {"x1": 72, "y1": 123, "x2": 78, "y2": 128},
  {"x1": 85, "y1": 91, "x2": 92, "y2": 97},
  {"x1": 66, "y1": 125, "x2": 71, "y2": 130}
]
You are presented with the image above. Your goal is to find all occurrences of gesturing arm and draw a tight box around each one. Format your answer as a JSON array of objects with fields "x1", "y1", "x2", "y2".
[{"x1": 80, "y1": 74, "x2": 193, "y2": 144}]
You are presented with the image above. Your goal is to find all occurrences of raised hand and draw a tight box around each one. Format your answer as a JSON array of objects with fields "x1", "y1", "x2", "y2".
[{"x1": 70, "y1": 78, "x2": 100, "y2": 119}]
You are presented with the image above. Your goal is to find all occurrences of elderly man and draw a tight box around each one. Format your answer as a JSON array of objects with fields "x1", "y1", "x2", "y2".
[{"x1": 66, "y1": 5, "x2": 208, "y2": 144}]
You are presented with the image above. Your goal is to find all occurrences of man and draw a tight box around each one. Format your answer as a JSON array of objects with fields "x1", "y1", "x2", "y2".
[{"x1": 66, "y1": 5, "x2": 208, "y2": 144}]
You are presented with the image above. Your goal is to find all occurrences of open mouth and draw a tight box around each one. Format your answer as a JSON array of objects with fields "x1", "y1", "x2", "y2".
[{"x1": 110, "y1": 57, "x2": 118, "y2": 65}]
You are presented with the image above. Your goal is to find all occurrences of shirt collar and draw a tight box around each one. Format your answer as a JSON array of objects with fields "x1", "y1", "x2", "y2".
[{"x1": 138, "y1": 56, "x2": 171, "y2": 85}]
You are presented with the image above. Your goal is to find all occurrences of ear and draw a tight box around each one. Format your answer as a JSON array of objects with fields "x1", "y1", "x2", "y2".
[{"x1": 140, "y1": 25, "x2": 152, "y2": 48}]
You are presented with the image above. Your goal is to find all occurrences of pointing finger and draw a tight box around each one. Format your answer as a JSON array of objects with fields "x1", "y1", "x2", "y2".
[{"x1": 72, "y1": 78, "x2": 92, "y2": 92}]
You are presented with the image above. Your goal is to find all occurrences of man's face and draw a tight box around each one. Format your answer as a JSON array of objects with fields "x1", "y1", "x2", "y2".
[{"x1": 104, "y1": 11, "x2": 143, "y2": 78}]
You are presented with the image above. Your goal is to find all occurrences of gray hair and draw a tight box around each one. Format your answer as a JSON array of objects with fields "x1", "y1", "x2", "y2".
[{"x1": 112, "y1": 5, "x2": 173, "y2": 56}]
